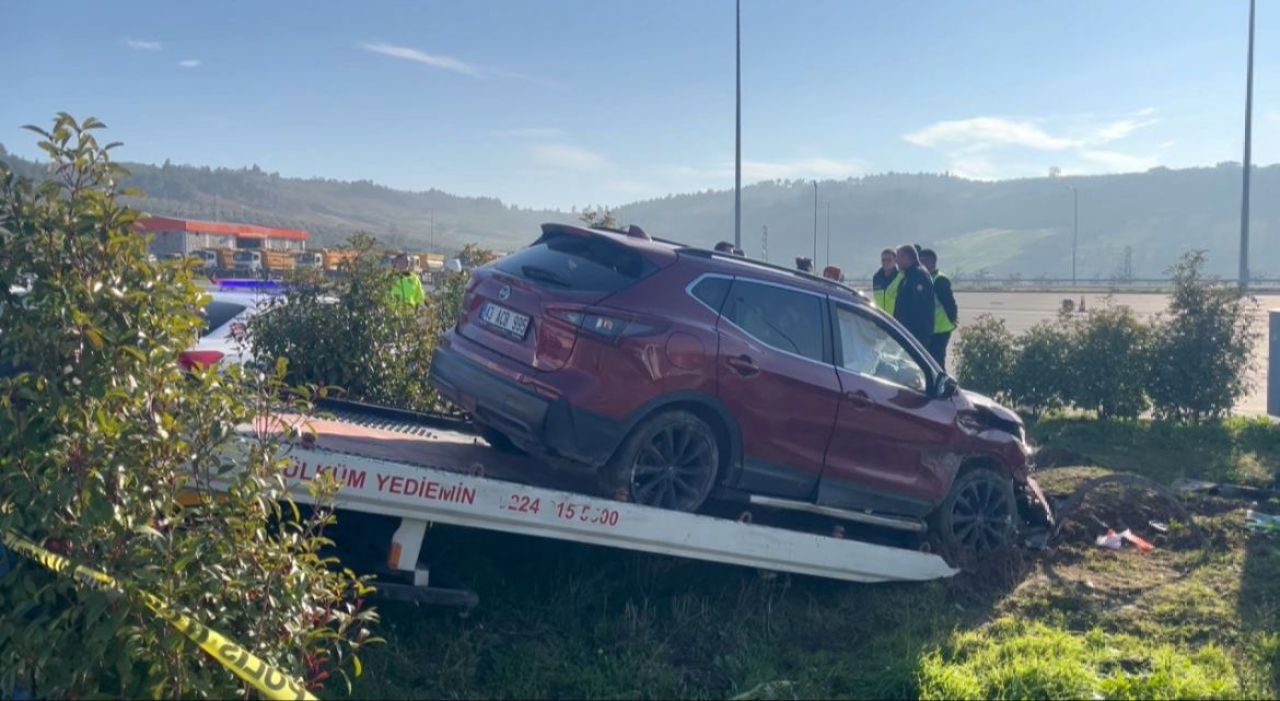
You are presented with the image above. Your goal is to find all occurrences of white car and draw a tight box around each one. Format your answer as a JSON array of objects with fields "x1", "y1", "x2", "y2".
[{"x1": 182, "y1": 288, "x2": 273, "y2": 370}]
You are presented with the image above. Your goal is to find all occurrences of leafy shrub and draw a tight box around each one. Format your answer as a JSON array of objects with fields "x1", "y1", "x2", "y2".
[
  {"x1": 0, "y1": 114, "x2": 376, "y2": 697},
  {"x1": 954, "y1": 314, "x2": 1015, "y2": 400},
  {"x1": 1006, "y1": 319, "x2": 1074, "y2": 419},
  {"x1": 250, "y1": 233, "x2": 472, "y2": 413},
  {"x1": 1148, "y1": 251, "x2": 1258, "y2": 422},
  {"x1": 1065, "y1": 302, "x2": 1152, "y2": 420}
]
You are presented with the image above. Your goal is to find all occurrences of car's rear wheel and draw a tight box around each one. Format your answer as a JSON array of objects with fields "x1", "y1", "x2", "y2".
[
  {"x1": 930, "y1": 467, "x2": 1017, "y2": 553},
  {"x1": 605, "y1": 411, "x2": 719, "y2": 512}
]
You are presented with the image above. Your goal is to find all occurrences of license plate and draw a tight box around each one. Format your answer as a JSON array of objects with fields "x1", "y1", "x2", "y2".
[{"x1": 481, "y1": 302, "x2": 530, "y2": 339}]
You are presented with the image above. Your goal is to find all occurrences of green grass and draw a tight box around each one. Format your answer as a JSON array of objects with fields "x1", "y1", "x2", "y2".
[
  {"x1": 1029, "y1": 415, "x2": 1280, "y2": 487},
  {"x1": 342, "y1": 419, "x2": 1280, "y2": 700}
]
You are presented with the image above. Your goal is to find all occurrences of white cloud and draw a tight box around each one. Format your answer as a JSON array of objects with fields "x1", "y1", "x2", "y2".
[
  {"x1": 495, "y1": 127, "x2": 565, "y2": 138},
  {"x1": 177, "y1": 59, "x2": 202, "y2": 68},
  {"x1": 905, "y1": 109, "x2": 1163, "y2": 179},
  {"x1": 359, "y1": 42, "x2": 479, "y2": 77},
  {"x1": 124, "y1": 38, "x2": 162, "y2": 51},
  {"x1": 905, "y1": 117, "x2": 1077, "y2": 151},
  {"x1": 530, "y1": 144, "x2": 607, "y2": 172}
]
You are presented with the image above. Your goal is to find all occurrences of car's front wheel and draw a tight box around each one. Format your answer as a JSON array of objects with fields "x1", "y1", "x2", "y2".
[
  {"x1": 929, "y1": 467, "x2": 1018, "y2": 553},
  {"x1": 604, "y1": 411, "x2": 720, "y2": 512}
]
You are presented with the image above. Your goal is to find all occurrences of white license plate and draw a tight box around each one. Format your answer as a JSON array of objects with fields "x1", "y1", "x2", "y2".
[{"x1": 481, "y1": 302, "x2": 530, "y2": 339}]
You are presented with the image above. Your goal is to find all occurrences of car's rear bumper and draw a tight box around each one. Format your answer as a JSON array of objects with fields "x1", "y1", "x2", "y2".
[{"x1": 428, "y1": 333, "x2": 624, "y2": 467}]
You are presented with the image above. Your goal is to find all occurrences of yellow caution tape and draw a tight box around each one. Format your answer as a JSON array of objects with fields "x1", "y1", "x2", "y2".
[{"x1": 1, "y1": 531, "x2": 317, "y2": 701}]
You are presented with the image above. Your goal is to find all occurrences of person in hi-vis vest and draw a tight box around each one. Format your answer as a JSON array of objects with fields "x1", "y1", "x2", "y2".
[
  {"x1": 871, "y1": 248, "x2": 900, "y2": 313},
  {"x1": 919, "y1": 248, "x2": 958, "y2": 369}
]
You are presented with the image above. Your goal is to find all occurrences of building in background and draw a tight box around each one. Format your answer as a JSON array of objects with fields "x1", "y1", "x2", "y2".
[{"x1": 137, "y1": 216, "x2": 309, "y2": 256}]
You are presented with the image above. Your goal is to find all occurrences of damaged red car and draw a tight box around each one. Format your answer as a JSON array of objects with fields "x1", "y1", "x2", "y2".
[{"x1": 429, "y1": 223, "x2": 1052, "y2": 552}]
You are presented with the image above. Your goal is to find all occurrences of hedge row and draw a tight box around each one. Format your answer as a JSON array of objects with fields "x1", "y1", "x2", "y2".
[{"x1": 954, "y1": 252, "x2": 1257, "y2": 422}]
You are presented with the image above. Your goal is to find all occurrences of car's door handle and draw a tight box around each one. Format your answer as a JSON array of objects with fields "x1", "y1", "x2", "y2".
[
  {"x1": 726, "y1": 354, "x2": 759, "y2": 377},
  {"x1": 844, "y1": 390, "x2": 874, "y2": 409}
]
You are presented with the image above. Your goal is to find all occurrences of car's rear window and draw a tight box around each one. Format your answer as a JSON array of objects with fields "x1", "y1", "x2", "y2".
[
  {"x1": 495, "y1": 232, "x2": 658, "y2": 293},
  {"x1": 200, "y1": 301, "x2": 247, "y2": 337}
]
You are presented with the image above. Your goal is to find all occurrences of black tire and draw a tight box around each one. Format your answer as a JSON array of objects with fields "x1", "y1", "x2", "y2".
[
  {"x1": 476, "y1": 424, "x2": 525, "y2": 455},
  {"x1": 929, "y1": 467, "x2": 1018, "y2": 553},
  {"x1": 604, "y1": 411, "x2": 720, "y2": 512}
]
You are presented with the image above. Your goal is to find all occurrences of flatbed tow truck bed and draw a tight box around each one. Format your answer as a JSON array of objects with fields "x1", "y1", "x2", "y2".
[{"x1": 230, "y1": 404, "x2": 958, "y2": 606}]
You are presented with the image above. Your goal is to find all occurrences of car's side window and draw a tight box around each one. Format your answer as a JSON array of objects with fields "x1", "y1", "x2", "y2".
[
  {"x1": 835, "y1": 306, "x2": 928, "y2": 393},
  {"x1": 724, "y1": 280, "x2": 825, "y2": 362},
  {"x1": 690, "y1": 276, "x2": 732, "y2": 313}
]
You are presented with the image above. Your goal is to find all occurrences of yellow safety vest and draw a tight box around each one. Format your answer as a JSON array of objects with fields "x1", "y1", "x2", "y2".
[
  {"x1": 877, "y1": 273, "x2": 903, "y2": 315},
  {"x1": 390, "y1": 273, "x2": 425, "y2": 307},
  {"x1": 933, "y1": 272, "x2": 956, "y2": 334}
]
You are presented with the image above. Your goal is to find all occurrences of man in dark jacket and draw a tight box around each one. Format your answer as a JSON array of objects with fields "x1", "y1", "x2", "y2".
[
  {"x1": 919, "y1": 248, "x2": 958, "y2": 369},
  {"x1": 891, "y1": 244, "x2": 935, "y2": 348}
]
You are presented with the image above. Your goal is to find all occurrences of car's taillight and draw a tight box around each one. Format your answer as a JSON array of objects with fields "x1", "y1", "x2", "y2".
[
  {"x1": 179, "y1": 350, "x2": 224, "y2": 370},
  {"x1": 546, "y1": 309, "x2": 664, "y2": 338}
]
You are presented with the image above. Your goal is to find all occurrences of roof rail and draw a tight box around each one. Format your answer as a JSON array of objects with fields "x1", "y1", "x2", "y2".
[{"x1": 678, "y1": 247, "x2": 868, "y2": 300}]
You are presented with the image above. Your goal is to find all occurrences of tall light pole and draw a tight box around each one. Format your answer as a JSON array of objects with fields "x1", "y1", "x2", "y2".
[
  {"x1": 1240, "y1": 0, "x2": 1256, "y2": 294},
  {"x1": 733, "y1": 0, "x2": 742, "y2": 251},
  {"x1": 1065, "y1": 185, "x2": 1078, "y2": 285},
  {"x1": 812, "y1": 180, "x2": 818, "y2": 265}
]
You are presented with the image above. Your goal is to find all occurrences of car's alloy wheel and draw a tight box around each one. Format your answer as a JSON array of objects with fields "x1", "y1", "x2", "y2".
[
  {"x1": 933, "y1": 467, "x2": 1017, "y2": 552},
  {"x1": 613, "y1": 411, "x2": 719, "y2": 512}
]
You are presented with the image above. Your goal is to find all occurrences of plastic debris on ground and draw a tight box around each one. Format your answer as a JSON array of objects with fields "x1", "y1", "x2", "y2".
[
  {"x1": 1094, "y1": 528, "x2": 1155, "y2": 552},
  {"x1": 1246, "y1": 509, "x2": 1280, "y2": 535}
]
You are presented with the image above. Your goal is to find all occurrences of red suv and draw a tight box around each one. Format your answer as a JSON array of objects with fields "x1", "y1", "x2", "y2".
[{"x1": 429, "y1": 223, "x2": 1051, "y2": 551}]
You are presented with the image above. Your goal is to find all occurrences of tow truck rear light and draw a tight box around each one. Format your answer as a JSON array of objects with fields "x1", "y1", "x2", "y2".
[{"x1": 179, "y1": 350, "x2": 225, "y2": 370}]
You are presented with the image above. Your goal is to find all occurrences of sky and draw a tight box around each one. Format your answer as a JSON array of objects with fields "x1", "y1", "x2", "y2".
[{"x1": 2, "y1": 0, "x2": 1277, "y2": 210}]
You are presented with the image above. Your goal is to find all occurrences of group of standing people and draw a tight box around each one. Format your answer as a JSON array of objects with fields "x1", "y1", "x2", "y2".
[{"x1": 871, "y1": 245, "x2": 957, "y2": 370}]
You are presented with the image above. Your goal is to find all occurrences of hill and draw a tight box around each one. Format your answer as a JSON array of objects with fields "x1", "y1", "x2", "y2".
[{"x1": 2, "y1": 143, "x2": 1274, "y2": 279}]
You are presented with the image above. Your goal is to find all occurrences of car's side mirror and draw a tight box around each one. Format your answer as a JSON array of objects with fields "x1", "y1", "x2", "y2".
[{"x1": 934, "y1": 373, "x2": 958, "y2": 399}]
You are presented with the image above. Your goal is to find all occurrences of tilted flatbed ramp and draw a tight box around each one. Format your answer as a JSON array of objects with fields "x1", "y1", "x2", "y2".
[{"x1": 232, "y1": 411, "x2": 957, "y2": 599}]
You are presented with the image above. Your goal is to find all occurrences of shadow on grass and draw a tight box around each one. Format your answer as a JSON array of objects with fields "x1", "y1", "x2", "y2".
[
  {"x1": 346, "y1": 525, "x2": 1028, "y2": 700},
  {"x1": 1237, "y1": 507, "x2": 1280, "y2": 695}
]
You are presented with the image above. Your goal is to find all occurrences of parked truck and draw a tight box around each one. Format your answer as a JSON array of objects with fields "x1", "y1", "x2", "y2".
[
  {"x1": 322, "y1": 248, "x2": 360, "y2": 272},
  {"x1": 233, "y1": 249, "x2": 296, "y2": 277},
  {"x1": 295, "y1": 251, "x2": 324, "y2": 269}
]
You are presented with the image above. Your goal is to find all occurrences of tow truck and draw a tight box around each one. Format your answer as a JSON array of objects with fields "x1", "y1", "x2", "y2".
[{"x1": 222, "y1": 398, "x2": 968, "y2": 607}]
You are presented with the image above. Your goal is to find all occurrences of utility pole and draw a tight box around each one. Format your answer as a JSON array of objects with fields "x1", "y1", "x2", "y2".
[
  {"x1": 761, "y1": 225, "x2": 768, "y2": 262},
  {"x1": 825, "y1": 201, "x2": 831, "y2": 268},
  {"x1": 812, "y1": 180, "x2": 818, "y2": 265},
  {"x1": 733, "y1": 0, "x2": 742, "y2": 251},
  {"x1": 1240, "y1": 0, "x2": 1256, "y2": 294}
]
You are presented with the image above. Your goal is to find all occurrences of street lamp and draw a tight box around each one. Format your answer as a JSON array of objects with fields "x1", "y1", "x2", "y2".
[
  {"x1": 812, "y1": 180, "x2": 818, "y2": 265},
  {"x1": 1239, "y1": 0, "x2": 1256, "y2": 294},
  {"x1": 825, "y1": 201, "x2": 831, "y2": 268},
  {"x1": 1064, "y1": 185, "x2": 1078, "y2": 285}
]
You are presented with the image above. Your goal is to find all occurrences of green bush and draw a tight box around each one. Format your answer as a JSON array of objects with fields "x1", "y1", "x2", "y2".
[
  {"x1": 250, "y1": 232, "x2": 448, "y2": 412},
  {"x1": 1148, "y1": 251, "x2": 1258, "y2": 422},
  {"x1": 1065, "y1": 302, "x2": 1152, "y2": 420},
  {"x1": 1005, "y1": 319, "x2": 1073, "y2": 419},
  {"x1": 0, "y1": 114, "x2": 376, "y2": 697},
  {"x1": 954, "y1": 314, "x2": 1015, "y2": 400}
]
